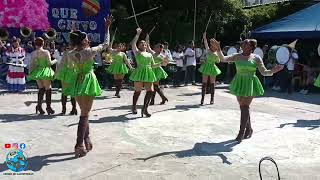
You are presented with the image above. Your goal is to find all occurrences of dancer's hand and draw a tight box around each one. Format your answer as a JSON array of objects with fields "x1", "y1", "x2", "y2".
[
  {"x1": 162, "y1": 57, "x2": 169, "y2": 66},
  {"x1": 105, "y1": 15, "x2": 113, "y2": 29},
  {"x1": 210, "y1": 38, "x2": 221, "y2": 51},
  {"x1": 271, "y1": 65, "x2": 284, "y2": 73},
  {"x1": 203, "y1": 32, "x2": 207, "y2": 39},
  {"x1": 136, "y1": 28, "x2": 142, "y2": 35}
]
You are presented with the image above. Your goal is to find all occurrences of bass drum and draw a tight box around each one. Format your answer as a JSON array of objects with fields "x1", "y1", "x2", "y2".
[
  {"x1": 268, "y1": 45, "x2": 290, "y2": 64},
  {"x1": 223, "y1": 46, "x2": 238, "y2": 56},
  {"x1": 253, "y1": 47, "x2": 264, "y2": 59},
  {"x1": 318, "y1": 43, "x2": 320, "y2": 56}
]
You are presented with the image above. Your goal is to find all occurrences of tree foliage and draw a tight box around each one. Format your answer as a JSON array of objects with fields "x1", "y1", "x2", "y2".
[{"x1": 110, "y1": 0, "x2": 310, "y2": 48}]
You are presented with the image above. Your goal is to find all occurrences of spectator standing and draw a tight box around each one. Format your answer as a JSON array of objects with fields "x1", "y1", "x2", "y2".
[
  {"x1": 172, "y1": 45, "x2": 184, "y2": 87},
  {"x1": 184, "y1": 41, "x2": 196, "y2": 86}
]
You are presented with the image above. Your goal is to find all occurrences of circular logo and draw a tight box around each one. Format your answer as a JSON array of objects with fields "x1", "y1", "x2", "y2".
[
  {"x1": 19, "y1": 143, "x2": 26, "y2": 151},
  {"x1": 5, "y1": 150, "x2": 28, "y2": 172}
]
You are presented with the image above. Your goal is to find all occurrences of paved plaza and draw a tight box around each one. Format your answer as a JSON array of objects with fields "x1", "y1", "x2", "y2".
[{"x1": 0, "y1": 85, "x2": 319, "y2": 180}]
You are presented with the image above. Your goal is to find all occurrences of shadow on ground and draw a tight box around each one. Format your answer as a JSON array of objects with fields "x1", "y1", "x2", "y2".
[
  {"x1": 279, "y1": 119, "x2": 320, "y2": 130},
  {"x1": 0, "y1": 114, "x2": 57, "y2": 123},
  {"x1": 134, "y1": 140, "x2": 238, "y2": 165},
  {"x1": 259, "y1": 90, "x2": 320, "y2": 105},
  {"x1": 0, "y1": 152, "x2": 75, "y2": 172}
]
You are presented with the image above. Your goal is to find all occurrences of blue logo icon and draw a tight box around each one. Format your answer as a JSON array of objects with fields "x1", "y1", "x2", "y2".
[
  {"x1": 5, "y1": 150, "x2": 28, "y2": 172},
  {"x1": 19, "y1": 143, "x2": 26, "y2": 150}
]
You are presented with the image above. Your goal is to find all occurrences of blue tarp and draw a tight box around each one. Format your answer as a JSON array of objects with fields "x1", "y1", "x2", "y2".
[{"x1": 251, "y1": 3, "x2": 320, "y2": 39}]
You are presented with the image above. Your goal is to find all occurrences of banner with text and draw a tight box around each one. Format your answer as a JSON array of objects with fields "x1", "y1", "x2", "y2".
[{"x1": 47, "y1": 0, "x2": 110, "y2": 44}]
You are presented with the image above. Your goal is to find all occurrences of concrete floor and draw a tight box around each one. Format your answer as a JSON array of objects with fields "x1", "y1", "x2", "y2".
[{"x1": 0, "y1": 85, "x2": 319, "y2": 180}]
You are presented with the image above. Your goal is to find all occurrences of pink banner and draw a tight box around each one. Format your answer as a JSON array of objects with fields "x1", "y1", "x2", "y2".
[{"x1": 0, "y1": 0, "x2": 50, "y2": 30}]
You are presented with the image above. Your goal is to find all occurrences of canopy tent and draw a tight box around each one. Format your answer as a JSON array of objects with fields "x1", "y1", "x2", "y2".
[{"x1": 251, "y1": 3, "x2": 320, "y2": 39}]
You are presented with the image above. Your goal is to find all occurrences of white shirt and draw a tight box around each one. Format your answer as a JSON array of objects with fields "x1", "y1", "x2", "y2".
[
  {"x1": 172, "y1": 51, "x2": 184, "y2": 67},
  {"x1": 287, "y1": 52, "x2": 298, "y2": 71},
  {"x1": 24, "y1": 53, "x2": 32, "y2": 69},
  {"x1": 53, "y1": 50, "x2": 63, "y2": 64},
  {"x1": 164, "y1": 49, "x2": 173, "y2": 62},
  {"x1": 185, "y1": 48, "x2": 196, "y2": 66}
]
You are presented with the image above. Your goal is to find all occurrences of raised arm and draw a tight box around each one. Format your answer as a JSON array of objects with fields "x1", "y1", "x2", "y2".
[
  {"x1": 210, "y1": 38, "x2": 237, "y2": 63},
  {"x1": 203, "y1": 33, "x2": 209, "y2": 50},
  {"x1": 132, "y1": 28, "x2": 142, "y2": 55},
  {"x1": 145, "y1": 34, "x2": 155, "y2": 55},
  {"x1": 90, "y1": 15, "x2": 113, "y2": 55}
]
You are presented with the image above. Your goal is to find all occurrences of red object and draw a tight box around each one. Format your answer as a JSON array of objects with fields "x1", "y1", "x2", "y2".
[
  {"x1": 4, "y1": 144, "x2": 11, "y2": 149},
  {"x1": 7, "y1": 71, "x2": 25, "y2": 78}
]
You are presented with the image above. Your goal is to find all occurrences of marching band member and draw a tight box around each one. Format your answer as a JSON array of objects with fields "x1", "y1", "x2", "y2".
[
  {"x1": 28, "y1": 37, "x2": 56, "y2": 115},
  {"x1": 129, "y1": 28, "x2": 167, "y2": 117},
  {"x1": 6, "y1": 37, "x2": 26, "y2": 92},
  {"x1": 106, "y1": 42, "x2": 133, "y2": 98},
  {"x1": 146, "y1": 35, "x2": 168, "y2": 105},
  {"x1": 198, "y1": 33, "x2": 221, "y2": 105},
  {"x1": 211, "y1": 38, "x2": 283, "y2": 143},
  {"x1": 66, "y1": 16, "x2": 112, "y2": 158}
]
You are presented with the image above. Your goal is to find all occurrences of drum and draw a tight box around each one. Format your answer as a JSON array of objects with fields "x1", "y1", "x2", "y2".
[
  {"x1": 253, "y1": 47, "x2": 264, "y2": 59},
  {"x1": 223, "y1": 46, "x2": 238, "y2": 56},
  {"x1": 268, "y1": 45, "x2": 290, "y2": 64},
  {"x1": 167, "y1": 62, "x2": 177, "y2": 73},
  {"x1": 317, "y1": 43, "x2": 320, "y2": 56}
]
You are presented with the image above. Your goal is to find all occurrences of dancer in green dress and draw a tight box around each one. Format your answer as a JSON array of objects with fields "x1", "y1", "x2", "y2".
[
  {"x1": 211, "y1": 38, "x2": 283, "y2": 143},
  {"x1": 28, "y1": 37, "x2": 56, "y2": 115},
  {"x1": 145, "y1": 34, "x2": 169, "y2": 105},
  {"x1": 130, "y1": 28, "x2": 168, "y2": 117},
  {"x1": 199, "y1": 33, "x2": 221, "y2": 105},
  {"x1": 66, "y1": 16, "x2": 112, "y2": 158},
  {"x1": 55, "y1": 35, "x2": 77, "y2": 115},
  {"x1": 107, "y1": 42, "x2": 133, "y2": 98}
]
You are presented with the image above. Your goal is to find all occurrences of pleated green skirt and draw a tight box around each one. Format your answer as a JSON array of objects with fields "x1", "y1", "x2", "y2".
[
  {"x1": 68, "y1": 71, "x2": 102, "y2": 97},
  {"x1": 229, "y1": 74, "x2": 264, "y2": 97},
  {"x1": 129, "y1": 67, "x2": 157, "y2": 82},
  {"x1": 198, "y1": 63, "x2": 221, "y2": 76},
  {"x1": 153, "y1": 67, "x2": 168, "y2": 81},
  {"x1": 28, "y1": 67, "x2": 55, "y2": 80},
  {"x1": 107, "y1": 63, "x2": 129, "y2": 75}
]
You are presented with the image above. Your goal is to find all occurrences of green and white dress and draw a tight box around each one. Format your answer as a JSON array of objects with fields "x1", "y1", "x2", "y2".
[
  {"x1": 66, "y1": 41, "x2": 110, "y2": 97},
  {"x1": 198, "y1": 52, "x2": 221, "y2": 76},
  {"x1": 129, "y1": 52, "x2": 158, "y2": 82},
  {"x1": 225, "y1": 54, "x2": 273, "y2": 97},
  {"x1": 152, "y1": 54, "x2": 168, "y2": 81},
  {"x1": 107, "y1": 52, "x2": 129, "y2": 75},
  {"x1": 28, "y1": 54, "x2": 55, "y2": 81}
]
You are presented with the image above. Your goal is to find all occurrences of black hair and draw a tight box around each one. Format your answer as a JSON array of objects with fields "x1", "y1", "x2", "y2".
[{"x1": 69, "y1": 30, "x2": 87, "y2": 46}]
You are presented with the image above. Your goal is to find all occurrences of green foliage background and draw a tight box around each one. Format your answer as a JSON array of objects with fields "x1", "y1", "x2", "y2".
[{"x1": 110, "y1": 0, "x2": 312, "y2": 49}]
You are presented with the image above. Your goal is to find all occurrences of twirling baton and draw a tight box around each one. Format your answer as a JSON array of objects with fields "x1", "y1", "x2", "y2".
[
  {"x1": 110, "y1": 27, "x2": 118, "y2": 47},
  {"x1": 130, "y1": 0, "x2": 140, "y2": 28},
  {"x1": 205, "y1": 11, "x2": 214, "y2": 33},
  {"x1": 149, "y1": 23, "x2": 158, "y2": 36}
]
